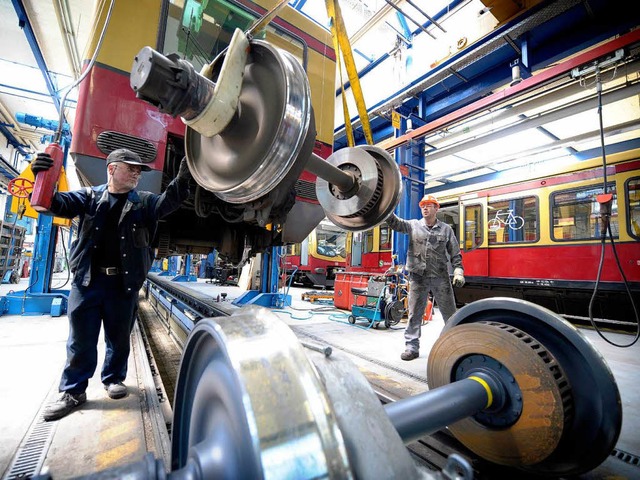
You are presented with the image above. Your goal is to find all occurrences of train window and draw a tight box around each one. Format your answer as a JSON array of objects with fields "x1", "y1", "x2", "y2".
[
  {"x1": 316, "y1": 223, "x2": 347, "y2": 258},
  {"x1": 551, "y1": 183, "x2": 618, "y2": 241},
  {"x1": 379, "y1": 225, "x2": 392, "y2": 250},
  {"x1": 488, "y1": 196, "x2": 538, "y2": 244},
  {"x1": 463, "y1": 204, "x2": 483, "y2": 251},
  {"x1": 362, "y1": 229, "x2": 375, "y2": 254},
  {"x1": 284, "y1": 243, "x2": 299, "y2": 256},
  {"x1": 162, "y1": 0, "x2": 305, "y2": 73},
  {"x1": 627, "y1": 178, "x2": 640, "y2": 239},
  {"x1": 438, "y1": 204, "x2": 460, "y2": 239}
]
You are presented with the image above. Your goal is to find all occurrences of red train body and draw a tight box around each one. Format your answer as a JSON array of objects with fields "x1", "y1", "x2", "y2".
[
  {"x1": 282, "y1": 220, "x2": 347, "y2": 288},
  {"x1": 68, "y1": 0, "x2": 336, "y2": 264},
  {"x1": 433, "y1": 152, "x2": 640, "y2": 323}
]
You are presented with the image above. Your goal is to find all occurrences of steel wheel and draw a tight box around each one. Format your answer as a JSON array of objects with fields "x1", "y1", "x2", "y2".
[
  {"x1": 172, "y1": 307, "x2": 351, "y2": 479},
  {"x1": 434, "y1": 297, "x2": 622, "y2": 476},
  {"x1": 185, "y1": 41, "x2": 313, "y2": 204}
]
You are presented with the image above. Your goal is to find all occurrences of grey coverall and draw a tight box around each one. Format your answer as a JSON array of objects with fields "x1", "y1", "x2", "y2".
[{"x1": 387, "y1": 214, "x2": 463, "y2": 353}]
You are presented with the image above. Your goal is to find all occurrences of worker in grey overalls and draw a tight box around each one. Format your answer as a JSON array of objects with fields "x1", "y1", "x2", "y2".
[{"x1": 387, "y1": 194, "x2": 465, "y2": 361}]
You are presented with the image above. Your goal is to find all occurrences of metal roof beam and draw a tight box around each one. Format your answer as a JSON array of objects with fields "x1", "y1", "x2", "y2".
[
  {"x1": 426, "y1": 119, "x2": 640, "y2": 183},
  {"x1": 11, "y1": 0, "x2": 63, "y2": 114},
  {"x1": 0, "y1": 99, "x2": 37, "y2": 154},
  {"x1": 423, "y1": 80, "x2": 640, "y2": 163},
  {"x1": 53, "y1": 0, "x2": 82, "y2": 79},
  {"x1": 383, "y1": 0, "x2": 436, "y2": 39},
  {"x1": 378, "y1": 28, "x2": 640, "y2": 151}
]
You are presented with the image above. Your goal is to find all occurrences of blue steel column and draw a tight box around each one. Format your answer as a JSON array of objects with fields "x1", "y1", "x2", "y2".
[
  {"x1": 233, "y1": 247, "x2": 291, "y2": 307},
  {"x1": 393, "y1": 117, "x2": 425, "y2": 266},
  {"x1": 28, "y1": 215, "x2": 57, "y2": 294},
  {"x1": 27, "y1": 141, "x2": 70, "y2": 294}
]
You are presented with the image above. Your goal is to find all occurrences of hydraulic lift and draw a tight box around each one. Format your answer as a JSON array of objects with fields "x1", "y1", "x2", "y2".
[{"x1": 0, "y1": 114, "x2": 72, "y2": 316}]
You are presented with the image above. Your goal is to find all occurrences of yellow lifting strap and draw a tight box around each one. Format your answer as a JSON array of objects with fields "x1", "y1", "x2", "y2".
[
  {"x1": 325, "y1": 0, "x2": 374, "y2": 146},
  {"x1": 329, "y1": 20, "x2": 355, "y2": 148}
]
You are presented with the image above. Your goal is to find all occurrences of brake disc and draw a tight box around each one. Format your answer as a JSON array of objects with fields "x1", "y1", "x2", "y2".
[{"x1": 432, "y1": 297, "x2": 622, "y2": 476}]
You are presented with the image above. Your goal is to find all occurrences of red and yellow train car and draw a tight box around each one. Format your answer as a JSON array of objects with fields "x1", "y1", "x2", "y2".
[
  {"x1": 433, "y1": 150, "x2": 640, "y2": 323},
  {"x1": 345, "y1": 224, "x2": 394, "y2": 273},
  {"x1": 282, "y1": 219, "x2": 347, "y2": 288},
  {"x1": 70, "y1": 0, "x2": 336, "y2": 263}
]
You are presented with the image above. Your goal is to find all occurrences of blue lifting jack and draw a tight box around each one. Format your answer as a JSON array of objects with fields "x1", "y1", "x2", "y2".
[{"x1": 0, "y1": 114, "x2": 71, "y2": 317}]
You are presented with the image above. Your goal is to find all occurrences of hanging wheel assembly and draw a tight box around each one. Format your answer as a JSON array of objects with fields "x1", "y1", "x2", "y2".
[{"x1": 130, "y1": 37, "x2": 402, "y2": 231}]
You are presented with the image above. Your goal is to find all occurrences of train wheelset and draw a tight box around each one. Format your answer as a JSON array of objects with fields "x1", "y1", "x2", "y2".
[{"x1": 54, "y1": 297, "x2": 620, "y2": 480}]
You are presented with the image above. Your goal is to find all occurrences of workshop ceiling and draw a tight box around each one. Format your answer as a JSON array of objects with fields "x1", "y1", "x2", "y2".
[{"x1": 0, "y1": 0, "x2": 92, "y2": 152}]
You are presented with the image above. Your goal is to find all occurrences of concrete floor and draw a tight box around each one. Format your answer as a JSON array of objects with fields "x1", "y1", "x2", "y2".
[{"x1": 1, "y1": 276, "x2": 638, "y2": 479}]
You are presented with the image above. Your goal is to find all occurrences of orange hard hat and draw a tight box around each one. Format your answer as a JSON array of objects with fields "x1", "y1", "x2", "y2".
[{"x1": 419, "y1": 194, "x2": 440, "y2": 208}]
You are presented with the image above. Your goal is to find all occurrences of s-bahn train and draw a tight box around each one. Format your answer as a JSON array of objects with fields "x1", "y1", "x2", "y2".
[
  {"x1": 69, "y1": 0, "x2": 336, "y2": 264},
  {"x1": 345, "y1": 223, "x2": 394, "y2": 273},
  {"x1": 282, "y1": 220, "x2": 347, "y2": 288},
  {"x1": 430, "y1": 150, "x2": 640, "y2": 324}
]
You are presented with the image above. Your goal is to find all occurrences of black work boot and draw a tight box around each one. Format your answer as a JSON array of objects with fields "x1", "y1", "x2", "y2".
[
  {"x1": 104, "y1": 382, "x2": 127, "y2": 399},
  {"x1": 401, "y1": 350, "x2": 419, "y2": 361},
  {"x1": 43, "y1": 392, "x2": 87, "y2": 421}
]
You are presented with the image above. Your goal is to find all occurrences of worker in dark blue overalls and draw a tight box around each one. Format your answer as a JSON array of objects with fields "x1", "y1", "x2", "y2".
[{"x1": 30, "y1": 148, "x2": 192, "y2": 421}]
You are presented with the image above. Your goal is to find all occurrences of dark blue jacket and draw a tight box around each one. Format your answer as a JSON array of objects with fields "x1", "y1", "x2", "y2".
[{"x1": 48, "y1": 178, "x2": 189, "y2": 292}]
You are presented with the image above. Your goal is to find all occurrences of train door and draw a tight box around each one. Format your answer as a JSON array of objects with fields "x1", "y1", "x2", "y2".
[
  {"x1": 350, "y1": 232, "x2": 363, "y2": 267},
  {"x1": 438, "y1": 202, "x2": 461, "y2": 274},
  {"x1": 461, "y1": 198, "x2": 488, "y2": 277},
  {"x1": 300, "y1": 236, "x2": 310, "y2": 267}
]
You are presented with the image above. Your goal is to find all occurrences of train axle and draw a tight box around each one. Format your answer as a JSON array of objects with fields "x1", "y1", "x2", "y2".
[{"x1": 36, "y1": 298, "x2": 621, "y2": 479}]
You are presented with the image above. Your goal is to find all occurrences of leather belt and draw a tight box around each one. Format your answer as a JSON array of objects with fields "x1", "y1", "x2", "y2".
[{"x1": 99, "y1": 267, "x2": 120, "y2": 276}]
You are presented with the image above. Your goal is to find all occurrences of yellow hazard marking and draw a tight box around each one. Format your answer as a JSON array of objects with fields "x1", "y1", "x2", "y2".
[{"x1": 468, "y1": 375, "x2": 493, "y2": 409}]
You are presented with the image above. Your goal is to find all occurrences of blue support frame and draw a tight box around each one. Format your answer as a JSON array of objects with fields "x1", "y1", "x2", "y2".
[
  {"x1": 334, "y1": 0, "x2": 637, "y2": 152},
  {"x1": 172, "y1": 254, "x2": 197, "y2": 282},
  {"x1": 233, "y1": 247, "x2": 291, "y2": 308},
  {"x1": 159, "y1": 256, "x2": 179, "y2": 276},
  {"x1": 1, "y1": 141, "x2": 70, "y2": 316}
]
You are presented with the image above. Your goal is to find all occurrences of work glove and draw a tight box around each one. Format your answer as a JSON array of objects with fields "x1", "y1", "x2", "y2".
[
  {"x1": 452, "y1": 267, "x2": 465, "y2": 287},
  {"x1": 176, "y1": 157, "x2": 192, "y2": 183},
  {"x1": 31, "y1": 152, "x2": 54, "y2": 174}
]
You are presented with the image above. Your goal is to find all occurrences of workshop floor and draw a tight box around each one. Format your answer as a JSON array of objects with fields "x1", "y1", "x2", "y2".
[{"x1": 1, "y1": 276, "x2": 638, "y2": 479}]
